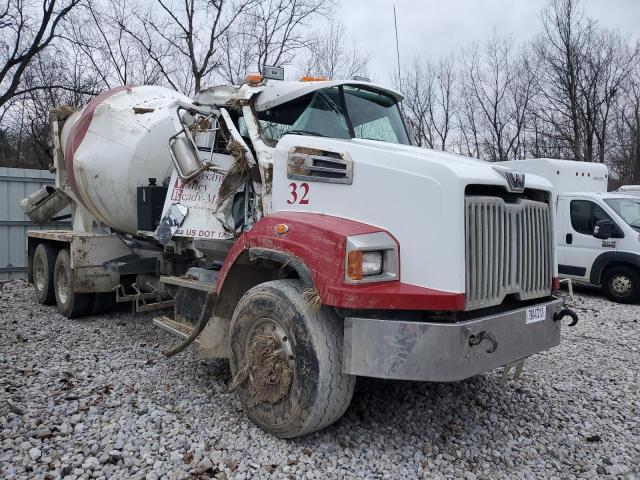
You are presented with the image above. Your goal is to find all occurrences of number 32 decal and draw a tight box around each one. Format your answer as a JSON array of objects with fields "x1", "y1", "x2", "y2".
[{"x1": 287, "y1": 182, "x2": 310, "y2": 205}]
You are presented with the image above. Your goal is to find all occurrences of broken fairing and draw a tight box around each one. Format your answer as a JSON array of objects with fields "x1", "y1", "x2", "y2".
[
  {"x1": 168, "y1": 102, "x2": 222, "y2": 181},
  {"x1": 154, "y1": 203, "x2": 188, "y2": 246}
]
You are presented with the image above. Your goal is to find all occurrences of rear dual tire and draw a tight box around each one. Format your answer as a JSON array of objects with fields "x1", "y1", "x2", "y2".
[
  {"x1": 33, "y1": 243, "x2": 57, "y2": 304},
  {"x1": 54, "y1": 249, "x2": 91, "y2": 318},
  {"x1": 32, "y1": 244, "x2": 116, "y2": 318}
]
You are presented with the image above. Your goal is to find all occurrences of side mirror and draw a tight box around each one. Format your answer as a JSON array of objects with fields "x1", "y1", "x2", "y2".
[{"x1": 593, "y1": 219, "x2": 615, "y2": 239}]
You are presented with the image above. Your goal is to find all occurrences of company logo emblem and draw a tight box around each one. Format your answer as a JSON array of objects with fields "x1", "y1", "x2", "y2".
[
  {"x1": 493, "y1": 166, "x2": 526, "y2": 193},
  {"x1": 505, "y1": 171, "x2": 526, "y2": 192}
]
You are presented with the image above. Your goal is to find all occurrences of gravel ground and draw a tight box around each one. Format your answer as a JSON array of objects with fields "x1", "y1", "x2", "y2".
[{"x1": 1, "y1": 279, "x2": 639, "y2": 480}]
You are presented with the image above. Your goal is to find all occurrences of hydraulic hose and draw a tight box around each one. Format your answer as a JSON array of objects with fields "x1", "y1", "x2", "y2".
[{"x1": 163, "y1": 290, "x2": 216, "y2": 357}]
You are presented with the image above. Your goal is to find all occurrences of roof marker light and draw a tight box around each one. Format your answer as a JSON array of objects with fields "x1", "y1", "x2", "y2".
[
  {"x1": 300, "y1": 76, "x2": 328, "y2": 82},
  {"x1": 244, "y1": 74, "x2": 263, "y2": 85}
]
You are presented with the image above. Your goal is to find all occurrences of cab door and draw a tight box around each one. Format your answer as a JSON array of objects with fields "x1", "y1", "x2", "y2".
[{"x1": 561, "y1": 198, "x2": 619, "y2": 282}]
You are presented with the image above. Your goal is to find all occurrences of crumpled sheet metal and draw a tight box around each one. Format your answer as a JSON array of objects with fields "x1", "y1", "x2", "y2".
[{"x1": 154, "y1": 203, "x2": 188, "y2": 245}]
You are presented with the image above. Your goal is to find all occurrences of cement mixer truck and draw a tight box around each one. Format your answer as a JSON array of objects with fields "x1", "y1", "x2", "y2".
[{"x1": 22, "y1": 74, "x2": 578, "y2": 438}]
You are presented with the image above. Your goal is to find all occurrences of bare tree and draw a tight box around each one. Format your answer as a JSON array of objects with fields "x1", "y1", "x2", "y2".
[
  {"x1": 609, "y1": 62, "x2": 640, "y2": 183},
  {"x1": 218, "y1": 14, "x2": 259, "y2": 84},
  {"x1": 533, "y1": 0, "x2": 640, "y2": 163},
  {"x1": 397, "y1": 58, "x2": 431, "y2": 147},
  {"x1": 430, "y1": 56, "x2": 455, "y2": 150},
  {"x1": 249, "y1": 0, "x2": 334, "y2": 74},
  {"x1": 459, "y1": 34, "x2": 534, "y2": 161},
  {"x1": 63, "y1": 0, "x2": 165, "y2": 90},
  {"x1": 585, "y1": 29, "x2": 639, "y2": 163},
  {"x1": 0, "y1": 0, "x2": 81, "y2": 108},
  {"x1": 218, "y1": 0, "x2": 335, "y2": 84},
  {"x1": 302, "y1": 20, "x2": 370, "y2": 80},
  {"x1": 119, "y1": 0, "x2": 256, "y2": 94},
  {"x1": 5, "y1": 43, "x2": 102, "y2": 168},
  {"x1": 533, "y1": 0, "x2": 585, "y2": 160},
  {"x1": 397, "y1": 55, "x2": 455, "y2": 150}
]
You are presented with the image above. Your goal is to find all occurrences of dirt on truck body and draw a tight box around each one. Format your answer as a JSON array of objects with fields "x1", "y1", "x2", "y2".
[{"x1": 23, "y1": 73, "x2": 577, "y2": 438}]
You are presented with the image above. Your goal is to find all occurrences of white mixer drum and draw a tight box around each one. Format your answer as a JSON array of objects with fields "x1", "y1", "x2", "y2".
[{"x1": 61, "y1": 85, "x2": 192, "y2": 234}]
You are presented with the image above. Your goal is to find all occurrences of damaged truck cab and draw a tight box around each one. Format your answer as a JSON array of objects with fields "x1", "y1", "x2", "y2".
[{"x1": 24, "y1": 76, "x2": 577, "y2": 438}]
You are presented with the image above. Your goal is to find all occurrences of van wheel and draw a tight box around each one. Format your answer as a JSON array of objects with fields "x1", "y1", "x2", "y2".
[
  {"x1": 54, "y1": 249, "x2": 91, "y2": 318},
  {"x1": 32, "y1": 243, "x2": 57, "y2": 304},
  {"x1": 603, "y1": 266, "x2": 640, "y2": 304},
  {"x1": 229, "y1": 280, "x2": 355, "y2": 438}
]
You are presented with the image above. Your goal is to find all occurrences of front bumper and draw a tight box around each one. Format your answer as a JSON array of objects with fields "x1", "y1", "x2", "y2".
[{"x1": 342, "y1": 297, "x2": 563, "y2": 382}]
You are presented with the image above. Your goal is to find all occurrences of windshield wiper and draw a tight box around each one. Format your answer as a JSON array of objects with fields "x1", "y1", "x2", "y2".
[{"x1": 285, "y1": 129, "x2": 326, "y2": 137}]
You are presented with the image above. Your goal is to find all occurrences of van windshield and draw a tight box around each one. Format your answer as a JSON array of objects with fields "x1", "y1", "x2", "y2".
[
  {"x1": 256, "y1": 85, "x2": 410, "y2": 145},
  {"x1": 604, "y1": 197, "x2": 640, "y2": 230}
]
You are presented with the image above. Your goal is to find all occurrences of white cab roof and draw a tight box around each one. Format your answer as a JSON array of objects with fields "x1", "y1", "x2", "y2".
[
  {"x1": 499, "y1": 158, "x2": 608, "y2": 200},
  {"x1": 253, "y1": 80, "x2": 404, "y2": 112}
]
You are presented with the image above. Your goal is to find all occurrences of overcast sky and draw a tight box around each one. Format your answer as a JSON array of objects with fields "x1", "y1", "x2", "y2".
[{"x1": 338, "y1": 0, "x2": 640, "y2": 87}]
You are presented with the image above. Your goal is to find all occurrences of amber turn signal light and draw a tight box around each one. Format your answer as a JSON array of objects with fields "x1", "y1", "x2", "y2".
[
  {"x1": 274, "y1": 223, "x2": 289, "y2": 234},
  {"x1": 347, "y1": 250, "x2": 363, "y2": 280}
]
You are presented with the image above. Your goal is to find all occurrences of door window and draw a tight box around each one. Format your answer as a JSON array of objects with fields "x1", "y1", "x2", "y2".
[{"x1": 570, "y1": 200, "x2": 614, "y2": 235}]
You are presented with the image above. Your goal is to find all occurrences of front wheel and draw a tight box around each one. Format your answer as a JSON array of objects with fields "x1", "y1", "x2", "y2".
[
  {"x1": 602, "y1": 266, "x2": 640, "y2": 304},
  {"x1": 229, "y1": 280, "x2": 355, "y2": 438}
]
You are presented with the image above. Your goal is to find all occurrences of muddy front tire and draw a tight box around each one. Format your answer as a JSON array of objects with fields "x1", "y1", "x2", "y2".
[
  {"x1": 32, "y1": 243, "x2": 57, "y2": 304},
  {"x1": 229, "y1": 280, "x2": 355, "y2": 438},
  {"x1": 54, "y1": 249, "x2": 91, "y2": 318}
]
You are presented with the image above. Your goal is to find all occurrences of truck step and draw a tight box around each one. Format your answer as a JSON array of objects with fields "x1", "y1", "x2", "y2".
[
  {"x1": 160, "y1": 275, "x2": 217, "y2": 293},
  {"x1": 153, "y1": 316, "x2": 199, "y2": 342}
]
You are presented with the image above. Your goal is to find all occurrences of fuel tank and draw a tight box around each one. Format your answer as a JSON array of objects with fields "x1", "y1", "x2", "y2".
[{"x1": 60, "y1": 85, "x2": 192, "y2": 234}]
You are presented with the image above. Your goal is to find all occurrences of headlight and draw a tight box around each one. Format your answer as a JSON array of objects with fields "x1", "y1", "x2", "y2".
[
  {"x1": 362, "y1": 251, "x2": 383, "y2": 276},
  {"x1": 345, "y1": 232, "x2": 398, "y2": 283}
]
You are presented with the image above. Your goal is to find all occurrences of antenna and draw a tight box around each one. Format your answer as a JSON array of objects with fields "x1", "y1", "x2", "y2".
[{"x1": 394, "y1": 5, "x2": 401, "y2": 88}]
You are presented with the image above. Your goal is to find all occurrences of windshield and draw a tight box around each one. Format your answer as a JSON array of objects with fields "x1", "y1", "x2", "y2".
[
  {"x1": 256, "y1": 85, "x2": 410, "y2": 145},
  {"x1": 604, "y1": 197, "x2": 640, "y2": 230}
]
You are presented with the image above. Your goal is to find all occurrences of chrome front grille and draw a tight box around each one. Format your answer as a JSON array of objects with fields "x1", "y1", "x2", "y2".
[{"x1": 465, "y1": 196, "x2": 552, "y2": 310}]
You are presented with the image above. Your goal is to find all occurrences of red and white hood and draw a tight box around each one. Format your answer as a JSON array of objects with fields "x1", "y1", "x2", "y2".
[{"x1": 271, "y1": 136, "x2": 554, "y2": 295}]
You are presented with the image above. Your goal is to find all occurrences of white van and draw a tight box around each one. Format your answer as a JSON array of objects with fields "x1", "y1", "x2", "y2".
[
  {"x1": 616, "y1": 185, "x2": 640, "y2": 196},
  {"x1": 501, "y1": 158, "x2": 640, "y2": 303}
]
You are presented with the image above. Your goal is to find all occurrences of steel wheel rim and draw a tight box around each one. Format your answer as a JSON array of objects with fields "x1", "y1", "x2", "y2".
[
  {"x1": 245, "y1": 317, "x2": 295, "y2": 369},
  {"x1": 611, "y1": 275, "x2": 632, "y2": 296},
  {"x1": 57, "y1": 266, "x2": 69, "y2": 304},
  {"x1": 242, "y1": 317, "x2": 295, "y2": 405},
  {"x1": 34, "y1": 256, "x2": 46, "y2": 291}
]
